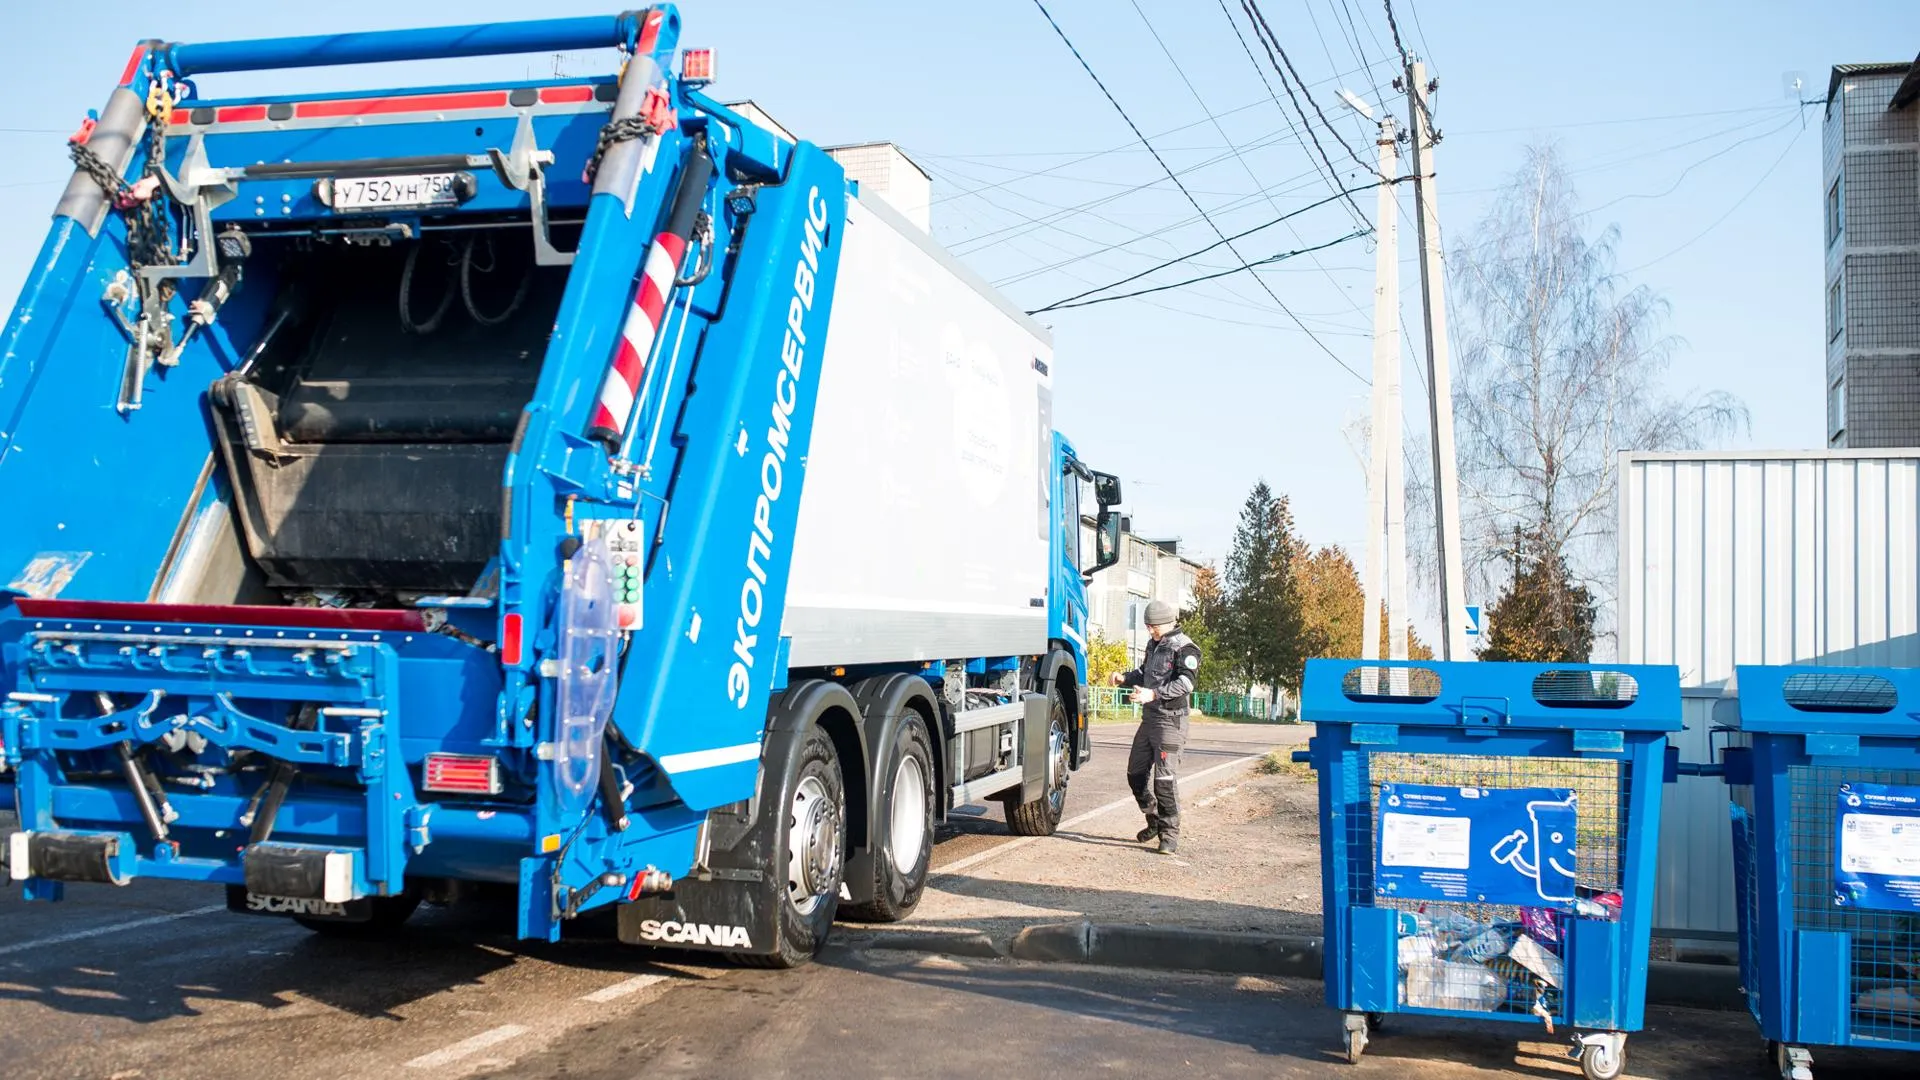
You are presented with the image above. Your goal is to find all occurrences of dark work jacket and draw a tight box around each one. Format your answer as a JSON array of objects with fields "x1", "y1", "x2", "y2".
[{"x1": 1120, "y1": 630, "x2": 1202, "y2": 745}]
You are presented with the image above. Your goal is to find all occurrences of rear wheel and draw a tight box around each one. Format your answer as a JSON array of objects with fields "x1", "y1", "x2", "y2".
[
  {"x1": 734, "y1": 724, "x2": 847, "y2": 968},
  {"x1": 841, "y1": 713, "x2": 935, "y2": 922},
  {"x1": 294, "y1": 893, "x2": 421, "y2": 938},
  {"x1": 1004, "y1": 690, "x2": 1072, "y2": 836}
]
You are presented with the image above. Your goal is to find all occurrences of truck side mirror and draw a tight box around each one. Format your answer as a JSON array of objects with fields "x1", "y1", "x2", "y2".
[
  {"x1": 1092, "y1": 471, "x2": 1122, "y2": 508},
  {"x1": 1091, "y1": 510, "x2": 1121, "y2": 573}
]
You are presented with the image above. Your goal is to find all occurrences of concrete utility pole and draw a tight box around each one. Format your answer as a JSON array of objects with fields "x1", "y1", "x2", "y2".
[
  {"x1": 1355, "y1": 108, "x2": 1405, "y2": 692},
  {"x1": 1406, "y1": 59, "x2": 1471, "y2": 662}
]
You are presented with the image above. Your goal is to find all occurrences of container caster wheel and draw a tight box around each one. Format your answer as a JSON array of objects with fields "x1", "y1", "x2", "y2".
[
  {"x1": 1771, "y1": 1041, "x2": 1813, "y2": 1080},
  {"x1": 1342, "y1": 1012, "x2": 1370, "y2": 1064},
  {"x1": 1576, "y1": 1032, "x2": 1626, "y2": 1080}
]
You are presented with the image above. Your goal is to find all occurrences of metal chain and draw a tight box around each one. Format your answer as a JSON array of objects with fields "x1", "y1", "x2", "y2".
[
  {"x1": 583, "y1": 116, "x2": 660, "y2": 184},
  {"x1": 69, "y1": 84, "x2": 181, "y2": 306}
]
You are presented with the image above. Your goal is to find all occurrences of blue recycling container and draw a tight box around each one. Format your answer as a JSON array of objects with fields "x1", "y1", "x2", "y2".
[
  {"x1": 1299, "y1": 659, "x2": 1683, "y2": 1080},
  {"x1": 1724, "y1": 665, "x2": 1920, "y2": 1080}
]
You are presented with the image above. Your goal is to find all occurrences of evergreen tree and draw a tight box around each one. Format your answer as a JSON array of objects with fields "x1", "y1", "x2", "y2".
[
  {"x1": 1479, "y1": 529, "x2": 1596, "y2": 662},
  {"x1": 1222, "y1": 481, "x2": 1311, "y2": 700}
]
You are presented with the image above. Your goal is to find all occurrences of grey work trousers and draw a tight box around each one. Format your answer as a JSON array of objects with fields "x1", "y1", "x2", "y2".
[{"x1": 1126, "y1": 725, "x2": 1182, "y2": 841}]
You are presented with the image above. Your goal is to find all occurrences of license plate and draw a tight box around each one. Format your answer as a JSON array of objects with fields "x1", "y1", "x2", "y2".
[{"x1": 328, "y1": 172, "x2": 462, "y2": 212}]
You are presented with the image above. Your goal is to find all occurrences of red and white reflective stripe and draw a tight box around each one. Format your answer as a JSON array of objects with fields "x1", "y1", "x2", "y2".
[
  {"x1": 589, "y1": 231, "x2": 686, "y2": 441},
  {"x1": 635, "y1": 9, "x2": 666, "y2": 54}
]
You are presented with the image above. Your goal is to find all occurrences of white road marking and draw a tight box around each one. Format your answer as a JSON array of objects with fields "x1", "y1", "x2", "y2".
[
  {"x1": 0, "y1": 904, "x2": 228, "y2": 957},
  {"x1": 398, "y1": 970, "x2": 692, "y2": 1076},
  {"x1": 1194, "y1": 784, "x2": 1241, "y2": 809},
  {"x1": 933, "y1": 753, "x2": 1261, "y2": 878},
  {"x1": 581, "y1": 973, "x2": 667, "y2": 1003},
  {"x1": 404, "y1": 1024, "x2": 529, "y2": 1069}
]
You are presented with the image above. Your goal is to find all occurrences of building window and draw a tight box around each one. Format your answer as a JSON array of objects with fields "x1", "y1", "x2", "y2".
[
  {"x1": 1126, "y1": 602, "x2": 1138, "y2": 630},
  {"x1": 1129, "y1": 542, "x2": 1153, "y2": 572},
  {"x1": 1826, "y1": 176, "x2": 1843, "y2": 246},
  {"x1": 1828, "y1": 279, "x2": 1844, "y2": 342},
  {"x1": 1829, "y1": 375, "x2": 1846, "y2": 441}
]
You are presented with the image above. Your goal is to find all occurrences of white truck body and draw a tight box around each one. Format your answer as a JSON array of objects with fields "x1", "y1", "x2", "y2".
[{"x1": 784, "y1": 192, "x2": 1055, "y2": 667}]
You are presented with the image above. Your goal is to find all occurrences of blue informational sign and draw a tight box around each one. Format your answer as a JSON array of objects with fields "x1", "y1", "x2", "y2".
[
  {"x1": 1375, "y1": 783, "x2": 1579, "y2": 907},
  {"x1": 1835, "y1": 782, "x2": 1920, "y2": 912}
]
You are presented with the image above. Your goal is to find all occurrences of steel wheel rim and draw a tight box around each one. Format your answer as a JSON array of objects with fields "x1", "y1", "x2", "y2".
[
  {"x1": 786, "y1": 773, "x2": 840, "y2": 916},
  {"x1": 888, "y1": 753, "x2": 928, "y2": 876},
  {"x1": 1045, "y1": 712, "x2": 1069, "y2": 816}
]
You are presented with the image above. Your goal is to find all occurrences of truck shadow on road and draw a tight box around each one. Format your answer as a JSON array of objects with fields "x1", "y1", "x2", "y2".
[{"x1": 0, "y1": 900, "x2": 719, "y2": 1031}]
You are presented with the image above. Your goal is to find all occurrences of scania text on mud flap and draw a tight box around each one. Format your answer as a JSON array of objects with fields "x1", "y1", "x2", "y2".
[{"x1": 0, "y1": 8, "x2": 1123, "y2": 966}]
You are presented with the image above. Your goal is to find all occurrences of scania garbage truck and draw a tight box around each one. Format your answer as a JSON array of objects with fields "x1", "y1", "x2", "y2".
[{"x1": 0, "y1": 7, "x2": 1125, "y2": 967}]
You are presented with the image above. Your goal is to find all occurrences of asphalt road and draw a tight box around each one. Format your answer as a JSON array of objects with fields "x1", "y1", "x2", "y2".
[
  {"x1": 0, "y1": 720, "x2": 1298, "y2": 1080},
  {"x1": 929, "y1": 719, "x2": 1293, "y2": 869}
]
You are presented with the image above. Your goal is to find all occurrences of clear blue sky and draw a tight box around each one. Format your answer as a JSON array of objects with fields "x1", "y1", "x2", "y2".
[{"x1": 2, "y1": 1, "x2": 1915, "y2": 629}]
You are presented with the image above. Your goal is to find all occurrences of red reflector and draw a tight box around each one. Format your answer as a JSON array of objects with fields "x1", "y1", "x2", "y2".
[
  {"x1": 216, "y1": 104, "x2": 268, "y2": 124},
  {"x1": 423, "y1": 753, "x2": 502, "y2": 796},
  {"x1": 501, "y1": 613, "x2": 524, "y2": 666},
  {"x1": 295, "y1": 90, "x2": 508, "y2": 120},
  {"x1": 539, "y1": 84, "x2": 596, "y2": 105},
  {"x1": 680, "y1": 49, "x2": 715, "y2": 84}
]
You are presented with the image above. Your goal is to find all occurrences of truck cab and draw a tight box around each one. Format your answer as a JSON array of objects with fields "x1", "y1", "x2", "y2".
[{"x1": 0, "y1": 7, "x2": 1122, "y2": 967}]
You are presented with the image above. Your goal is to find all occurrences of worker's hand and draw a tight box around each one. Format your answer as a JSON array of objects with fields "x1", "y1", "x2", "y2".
[
  {"x1": 1108, "y1": 672, "x2": 1125, "y2": 686},
  {"x1": 1134, "y1": 688, "x2": 1156, "y2": 704}
]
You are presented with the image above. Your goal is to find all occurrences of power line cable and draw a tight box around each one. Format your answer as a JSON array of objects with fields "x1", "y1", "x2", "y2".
[
  {"x1": 1402, "y1": 0, "x2": 1437, "y2": 72},
  {"x1": 1382, "y1": 0, "x2": 1414, "y2": 68},
  {"x1": 1241, "y1": 0, "x2": 1380, "y2": 178},
  {"x1": 1036, "y1": 230, "x2": 1372, "y2": 312},
  {"x1": 1582, "y1": 111, "x2": 1804, "y2": 213},
  {"x1": 1338, "y1": 0, "x2": 1394, "y2": 69},
  {"x1": 1214, "y1": 0, "x2": 1370, "y2": 229},
  {"x1": 1029, "y1": 0, "x2": 1370, "y2": 383},
  {"x1": 1130, "y1": 0, "x2": 1379, "y2": 320},
  {"x1": 1030, "y1": 179, "x2": 1395, "y2": 311},
  {"x1": 1620, "y1": 121, "x2": 1809, "y2": 274},
  {"x1": 944, "y1": 125, "x2": 1336, "y2": 255},
  {"x1": 928, "y1": 57, "x2": 1393, "y2": 202}
]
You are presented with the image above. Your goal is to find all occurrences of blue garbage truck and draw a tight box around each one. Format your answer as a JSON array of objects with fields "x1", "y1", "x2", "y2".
[{"x1": 0, "y1": 7, "x2": 1124, "y2": 967}]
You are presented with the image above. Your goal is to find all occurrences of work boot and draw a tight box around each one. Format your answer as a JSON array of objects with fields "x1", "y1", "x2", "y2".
[
  {"x1": 1137, "y1": 820, "x2": 1160, "y2": 843},
  {"x1": 1156, "y1": 835, "x2": 1180, "y2": 856}
]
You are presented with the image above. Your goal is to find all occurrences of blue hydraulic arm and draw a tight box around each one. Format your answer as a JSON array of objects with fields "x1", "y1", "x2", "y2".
[{"x1": 161, "y1": 14, "x2": 656, "y2": 76}]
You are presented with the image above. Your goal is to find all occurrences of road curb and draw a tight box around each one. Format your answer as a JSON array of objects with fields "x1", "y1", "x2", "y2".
[
  {"x1": 849, "y1": 928, "x2": 1006, "y2": 959},
  {"x1": 875, "y1": 919, "x2": 1746, "y2": 1012},
  {"x1": 1009, "y1": 921, "x2": 1324, "y2": 979}
]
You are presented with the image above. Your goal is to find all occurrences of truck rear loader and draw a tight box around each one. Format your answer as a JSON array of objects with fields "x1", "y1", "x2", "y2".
[{"x1": 0, "y1": 6, "x2": 1126, "y2": 966}]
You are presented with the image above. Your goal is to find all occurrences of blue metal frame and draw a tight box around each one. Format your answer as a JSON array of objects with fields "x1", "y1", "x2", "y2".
[
  {"x1": 1724, "y1": 664, "x2": 1920, "y2": 1058},
  {"x1": 1301, "y1": 659, "x2": 1682, "y2": 1042},
  {"x1": 160, "y1": 15, "x2": 653, "y2": 77}
]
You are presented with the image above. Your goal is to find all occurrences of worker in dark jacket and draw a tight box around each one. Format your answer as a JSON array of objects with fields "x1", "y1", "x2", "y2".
[{"x1": 1109, "y1": 599, "x2": 1202, "y2": 855}]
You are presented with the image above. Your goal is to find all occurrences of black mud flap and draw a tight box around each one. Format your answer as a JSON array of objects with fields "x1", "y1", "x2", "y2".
[
  {"x1": 225, "y1": 884, "x2": 375, "y2": 922},
  {"x1": 616, "y1": 874, "x2": 771, "y2": 953},
  {"x1": 618, "y1": 797, "x2": 775, "y2": 954}
]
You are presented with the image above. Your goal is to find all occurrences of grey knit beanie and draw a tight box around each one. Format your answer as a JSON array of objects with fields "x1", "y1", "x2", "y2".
[{"x1": 1143, "y1": 600, "x2": 1177, "y2": 628}]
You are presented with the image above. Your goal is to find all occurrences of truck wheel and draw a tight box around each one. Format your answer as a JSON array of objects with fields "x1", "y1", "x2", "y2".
[
  {"x1": 736, "y1": 723, "x2": 847, "y2": 968},
  {"x1": 294, "y1": 893, "x2": 421, "y2": 938},
  {"x1": 841, "y1": 713, "x2": 934, "y2": 923},
  {"x1": 1003, "y1": 690, "x2": 1071, "y2": 836}
]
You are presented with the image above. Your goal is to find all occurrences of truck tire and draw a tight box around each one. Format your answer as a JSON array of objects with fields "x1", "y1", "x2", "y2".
[
  {"x1": 1003, "y1": 688, "x2": 1072, "y2": 836},
  {"x1": 735, "y1": 723, "x2": 847, "y2": 968},
  {"x1": 294, "y1": 893, "x2": 422, "y2": 938},
  {"x1": 840, "y1": 713, "x2": 934, "y2": 923}
]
